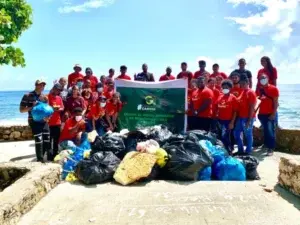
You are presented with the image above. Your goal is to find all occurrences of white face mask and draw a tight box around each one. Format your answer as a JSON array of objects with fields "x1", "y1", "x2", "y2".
[
  {"x1": 97, "y1": 88, "x2": 103, "y2": 92},
  {"x1": 222, "y1": 89, "x2": 230, "y2": 95},
  {"x1": 75, "y1": 116, "x2": 82, "y2": 122},
  {"x1": 260, "y1": 78, "x2": 268, "y2": 86},
  {"x1": 77, "y1": 82, "x2": 83, "y2": 88},
  {"x1": 100, "y1": 102, "x2": 106, "y2": 108}
]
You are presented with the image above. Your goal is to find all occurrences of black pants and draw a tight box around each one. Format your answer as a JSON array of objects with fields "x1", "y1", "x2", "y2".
[
  {"x1": 49, "y1": 125, "x2": 61, "y2": 161},
  {"x1": 29, "y1": 120, "x2": 50, "y2": 162},
  {"x1": 188, "y1": 116, "x2": 212, "y2": 132}
]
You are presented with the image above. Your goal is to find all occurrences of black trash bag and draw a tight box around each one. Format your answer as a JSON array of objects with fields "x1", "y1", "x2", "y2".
[
  {"x1": 161, "y1": 133, "x2": 213, "y2": 181},
  {"x1": 91, "y1": 134, "x2": 126, "y2": 159},
  {"x1": 139, "y1": 125, "x2": 173, "y2": 145},
  {"x1": 75, "y1": 152, "x2": 121, "y2": 185},
  {"x1": 235, "y1": 155, "x2": 260, "y2": 180},
  {"x1": 139, "y1": 164, "x2": 162, "y2": 182},
  {"x1": 187, "y1": 130, "x2": 224, "y2": 147},
  {"x1": 124, "y1": 130, "x2": 148, "y2": 152}
]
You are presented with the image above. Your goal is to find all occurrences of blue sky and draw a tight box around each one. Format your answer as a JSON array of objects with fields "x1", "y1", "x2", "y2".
[{"x1": 1, "y1": 0, "x2": 300, "y2": 90}]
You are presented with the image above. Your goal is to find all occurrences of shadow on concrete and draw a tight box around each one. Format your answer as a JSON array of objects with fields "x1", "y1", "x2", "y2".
[
  {"x1": 252, "y1": 148, "x2": 268, "y2": 162},
  {"x1": 10, "y1": 154, "x2": 36, "y2": 162},
  {"x1": 29, "y1": 143, "x2": 35, "y2": 147},
  {"x1": 274, "y1": 184, "x2": 300, "y2": 211}
]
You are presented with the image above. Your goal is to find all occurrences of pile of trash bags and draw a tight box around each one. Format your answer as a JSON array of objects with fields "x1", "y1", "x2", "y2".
[{"x1": 54, "y1": 125, "x2": 260, "y2": 185}]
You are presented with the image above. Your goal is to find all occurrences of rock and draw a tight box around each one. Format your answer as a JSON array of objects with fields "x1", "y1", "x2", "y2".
[
  {"x1": 4, "y1": 130, "x2": 10, "y2": 135},
  {"x1": 3, "y1": 135, "x2": 9, "y2": 140},
  {"x1": 10, "y1": 127, "x2": 15, "y2": 132}
]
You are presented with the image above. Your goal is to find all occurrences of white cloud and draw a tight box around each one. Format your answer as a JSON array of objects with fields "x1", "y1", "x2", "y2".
[{"x1": 58, "y1": 0, "x2": 115, "y2": 14}]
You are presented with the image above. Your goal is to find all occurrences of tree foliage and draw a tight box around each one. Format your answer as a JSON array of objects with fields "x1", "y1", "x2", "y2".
[{"x1": 0, "y1": 0, "x2": 32, "y2": 67}]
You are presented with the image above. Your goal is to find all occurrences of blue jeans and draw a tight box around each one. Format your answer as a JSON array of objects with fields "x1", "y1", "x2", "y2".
[
  {"x1": 86, "y1": 119, "x2": 106, "y2": 136},
  {"x1": 258, "y1": 114, "x2": 276, "y2": 149},
  {"x1": 234, "y1": 118, "x2": 254, "y2": 154},
  {"x1": 218, "y1": 120, "x2": 233, "y2": 153}
]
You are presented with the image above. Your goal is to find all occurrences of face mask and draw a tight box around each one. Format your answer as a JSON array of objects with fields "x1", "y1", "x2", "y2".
[
  {"x1": 75, "y1": 116, "x2": 82, "y2": 122},
  {"x1": 222, "y1": 89, "x2": 230, "y2": 95},
  {"x1": 97, "y1": 88, "x2": 103, "y2": 92},
  {"x1": 260, "y1": 78, "x2": 268, "y2": 85},
  {"x1": 77, "y1": 82, "x2": 83, "y2": 88},
  {"x1": 100, "y1": 102, "x2": 106, "y2": 107}
]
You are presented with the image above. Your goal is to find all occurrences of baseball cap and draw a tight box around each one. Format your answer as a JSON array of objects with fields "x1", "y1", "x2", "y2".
[
  {"x1": 53, "y1": 83, "x2": 63, "y2": 91},
  {"x1": 73, "y1": 64, "x2": 82, "y2": 70},
  {"x1": 35, "y1": 79, "x2": 46, "y2": 86}
]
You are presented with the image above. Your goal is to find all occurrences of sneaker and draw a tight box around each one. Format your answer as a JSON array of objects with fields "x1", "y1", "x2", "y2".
[{"x1": 266, "y1": 149, "x2": 274, "y2": 156}]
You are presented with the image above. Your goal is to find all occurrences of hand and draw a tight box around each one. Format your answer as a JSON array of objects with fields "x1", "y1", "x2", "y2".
[
  {"x1": 39, "y1": 96, "x2": 48, "y2": 102},
  {"x1": 78, "y1": 120, "x2": 85, "y2": 126},
  {"x1": 43, "y1": 117, "x2": 50, "y2": 122},
  {"x1": 229, "y1": 122, "x2": 234, "y2": 130},
  {"x1": 269, "y1": 114, "x2": 275, "y2": 120}
]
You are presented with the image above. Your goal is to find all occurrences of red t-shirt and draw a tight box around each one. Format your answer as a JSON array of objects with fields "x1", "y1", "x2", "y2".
[
  {"x1": 103, "y1": 89, "x2": 114, "y2": 100},
  {"x1": 237, "y1": 89, "x2": 257, "y2": 118},
  {"x1": 257, "y1": 67, "x2": 277, "y2": 86},
  {"x1": 217, "y1": 94, "x2": 238, "y2": 120},
  {"x1": 231, "y1": 85, "x2": 243, "y2": 98},
  {"x1": 188, "y1": 88, "x2": 200, "y2": 116},
  {"x1": 84, "y1": 75, "x2": 99, "y2": 92},
  {"x1": 194, "y1": 70, "x2": 210, "y2": 79},
  {"x1": 48, "y1": 94, "x2": 64, "y2": 126},
  {"x1": 59, "y1": 118, "x2": 85, "y2": 143},
  {"x1": 116, "y1": 74, "x2": 131, "y2": 80},
  {"x1": 256, "y1": 84, "x2": 279, "y2": 115},
  {"x1": 68, "y1": 72, "x2": 84, "y2": 88},
  {"x1": 159, "y1": 74, "x2": 175, "y2": 81},
  {"x1": 86, "y1": 103, "x2": 106, "y2": 119},
  {"x1": 188, "y1": 87, "x2": 213, "y2": 118},
  {"x1": 177, "y1": 71, "x2": 193, "y2": 80},
  {"x1": 211, "y1": 88, "x2": 220, "y2": 117},
  {"x1": 65, "y1": 96, "x2": 86, "y2": 114},
  {"x1": 210, "y1": 72, "x2": 227, "y2": 80},
  {"x1": 106, "y1": 101, "x2": 121, "y2": 116}
]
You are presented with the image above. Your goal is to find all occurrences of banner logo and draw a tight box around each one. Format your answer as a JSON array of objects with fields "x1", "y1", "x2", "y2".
[{"x1": 137, "y1": 95, "x2": 156, "y2": 111}]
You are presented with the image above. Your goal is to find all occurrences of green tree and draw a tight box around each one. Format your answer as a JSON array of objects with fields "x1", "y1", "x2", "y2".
[{"x1": 0, "y1": 0, "x2": 32, "y2": 67}]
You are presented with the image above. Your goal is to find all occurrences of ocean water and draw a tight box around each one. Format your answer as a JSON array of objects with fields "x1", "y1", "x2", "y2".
[{"x1": 0, "y1": 85, "x2": 299, "y2": 129}]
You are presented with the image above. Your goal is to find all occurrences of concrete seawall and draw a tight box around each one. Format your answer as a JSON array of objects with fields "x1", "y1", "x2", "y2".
[{"x1": 0, "y1": 126, "x2": 33, "y2": 142}]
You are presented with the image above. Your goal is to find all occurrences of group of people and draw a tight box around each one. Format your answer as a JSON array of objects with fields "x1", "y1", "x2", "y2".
[{"x1": 19, "y1": 56, "x2": 279, "y2": 163}]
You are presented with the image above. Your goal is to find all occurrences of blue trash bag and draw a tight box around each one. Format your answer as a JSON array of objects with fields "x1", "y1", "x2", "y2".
[
  {"x1": 199, "y1": 140, "x2": 228, "y2": 164},
  {"x1": 31, "y1": 102, "x2": 54, "y2": 122},
  {"x1": 62, "y1": 158, "x2": 78, "y2": 179},
  {"x1": 198, "y1": 166, "x2": 212, "y2": 181},
  {"x1": 214, "y1": 157, "x2": 246, "y2": 181}
]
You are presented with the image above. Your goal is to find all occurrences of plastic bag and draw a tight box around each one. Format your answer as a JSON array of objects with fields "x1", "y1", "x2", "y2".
[
  {"x1": 199, "y1": 140, "x2": 228, "y2": 164},
  {"x1": 187, "y1": 130, "x2": 223, "y2": 147},
  {"x1": 162, "y1": 133, "x2": 213, "y2": 181},
  {"x1": 214, "y1": 157, "x2": 246, "y2": 181},
  {"x1": 139, "y1": 125, "x2": 173, "y2": 145},
  {"x1": 87, "y1": 130, "x2": 98, "y2": 143},
  {"x1": 236, "y1": 156, "x2": 260, "y2": 180},
  {"x1": 136, "y1": 140, "x2": 160, "y2": 154},
  {"x1": 198, "y1": 166, "x2": 212, "y2": 181},
  {"x1": 54, "y1": 150, "x2": 74, "y2": 165},
  {"x1": 76, "y1": 152, "x2": 121, "y2": 185},
  {"x1": 31, "y1": 102, "x2": 54, "y2": 122}
]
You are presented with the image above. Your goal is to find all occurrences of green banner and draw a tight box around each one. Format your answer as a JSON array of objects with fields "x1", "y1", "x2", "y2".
[{"x1": 115, "y1": 79, "x2": 187, "y2": 133}]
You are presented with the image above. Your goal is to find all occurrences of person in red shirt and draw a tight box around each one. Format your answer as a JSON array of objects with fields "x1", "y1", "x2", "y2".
[
  {"x1": 100, "y1": 75, "x2": 107, "y2": 85},
  {"x1": 229, "y1": 72, "x2": 243, "y2": 98},
  {"x1": 103, "y1": 79, "x2": 115, "y2": 100},
  {"x1": 159, "y1": 67, "x2": 175, "y2": 81},
  {"x1": 215, "y1": 76, "x2": 223, "y2": 91},
  {"x1": 256, "y1": 74, "x2": 279, "y2": 156},
  {"x1": 234, "y1": 75, "x2": 257, "y2": 155},
  {"x1": 107, "y1": 68, "x2": 115, "y2": 80},
  {"x1": 68, "y1": 64, "x2": 84, "y2": 88},
  {"x1": 106, "y1": 92, "x2": 122, "y2": 132},
  {"x1": 82, "y1": 88, "x2": 97, "y2": 115},
  {"x1": 257, "y1": 56, "x2": 278, "y2": 88},
  {"x1": 177, "y1": 62, "x2": 193, "y2": 81},
  {"x1": 48, "y1": 83, "x2": 64, "y2": 160},
  {"x1": 65, "y1": 86, "x2": 86, "y2": 119},
  {"x1": 83, "y1": 67, "x2": 98, "y2": 92},
  {"x1": 86, "y1": 95, "x2": 108, "y2": 136},
  {"x1": 210, "y1": 63, "x2": 227, "y2": 80},
  {"x1": 116, "y1": 65, "x2": 131, "y2": 80},
  {"x1": 187, "y1": 77, "x2": 213, "y2": 131},
  {"x1": 216, "y1": 80, "x2": 238, "y2": 154},
  {"x1": 207, "y1": 78, "x2": 220, "y2": 133},
  {"x1": 194, "y1": 60, "x2": 210, "y2": 79},
  {"x1": 59, "y1": 107, "x2": 86, "y2": 150}
]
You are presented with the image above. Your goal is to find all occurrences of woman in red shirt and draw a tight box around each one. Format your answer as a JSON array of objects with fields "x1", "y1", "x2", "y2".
[
  {"x1": 82, "y1": 88, "x2": 96, "y2": 115},
  {"x1": 105, "y1": 92, "x2": 122, "y2": 132},
  {"x1": 65, "y1": 86, "x2": 86, "y2": 119},
  {"x1": 216, "y1": 80, "x2": 238, "y2": 154},
  {"x1": 257, "y1": 56, "x2": 278, "y2": 88}
]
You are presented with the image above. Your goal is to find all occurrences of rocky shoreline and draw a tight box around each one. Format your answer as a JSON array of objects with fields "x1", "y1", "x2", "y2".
[{"x1": 0, "y1": 126, "x2": 33, "y2": 142}]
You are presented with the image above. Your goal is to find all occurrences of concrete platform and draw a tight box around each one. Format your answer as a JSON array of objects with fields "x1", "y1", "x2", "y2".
[{"x1": 1, "y1": 141, "x2": 300, "y2": 225}]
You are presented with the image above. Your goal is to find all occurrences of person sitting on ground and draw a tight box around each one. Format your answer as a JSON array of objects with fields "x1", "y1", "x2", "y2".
[
  {"x1": 256, "y1": 74, "x2": 279, "y2": 156},
  {"x1": 159, "y1": 67, "x2": 175, "y2": 81},
  {"x1": 231, "y1": 58, "x2": 253, "y2": 88},
  {"x1": 48, "y1": 83, "x2": 64, "y2": 161},
  {"x1": 86, "y1": 95, "x2": 108, "y2": 136},
  {"x1": 194, "y1": 60, "x2": 210, "y2": 79},
  {"x1": 116, "y1": 65, "x2": 131, "y2": 80},
  {"x1": 103, "y1": 79, "x2": 115, "y2": 100},
  {"x1": 68, "y1": 64, "x2": 84, "y2": 88},
  {"x1": 65, "y1": 86, "x2": 86, "y2": 120},
  {"x1": 106, "y1": 92, "x2": 122, "y2": 132},
  {"x1": 19, "y1": 79, "x2": 49, "y2": 163},
  {"x1": 229, "y1": 72, "x2": 243, "y2": 98},
  {"x1": 216, "y1": 80, "x2": 238, "y2": 154},
  {"x1": 134, "y1": 63, "x2": 155, "y2": 82},
  {"x1": 84, "y1": 67, "x2": 98, "y2": 92},
  {"x1": 210, "y1": 64, "x2": 227, "y2": 80},
  {"x1": 59, "y1": 107, "x2": 86, "y2": 150},
  {"x1": 234, "y1": 75, "x2": 257, "y2": 155}
]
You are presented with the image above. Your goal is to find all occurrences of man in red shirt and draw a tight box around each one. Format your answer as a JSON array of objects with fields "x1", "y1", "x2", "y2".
[
  {"x1": 177, "y1": 62, "x2": 193, "y2": 80},
  {"x1": 84, "y1": 67, "x2": 98, "y2": 92},
  {"x1": 234, "y1": 75, "x2": 257, "y2": 155},
  {"x1": 106, "y1": 92, "x2": 122, "y2": 132},
  {"x1": 68, "y1": 64, "x2": 84, "y2": 88},
  {"x1": 256, "y1": 74, "x2": 279, "y2": 156},
  {"x1": 194, "y1": 60, "x2": 210, "y2": 79},
  {"x1": 187, "y1": 77, "x2": 213, "y2": 131},
  {"x1": 210, "y1": 64, "x2": 227, "y2": 79},
  {"x1": 216, "y1": 80, "x2": 238, "y2": 154},
  {"x1": 207, "y1": 78, "x2": 220, "y2": 133},
  {"x1": 107, "y1": 68, "x2": 115, "y2": 80},
  {"x1": 159, "y1": 67, "x2": 175, "y2": 81},
  {"x1": 59, "y1": 107, "x2": 86, "y2": 150},
  {"x1": 103, "y1": 79, "x2": 115, "y2": 100},
  {"x1": 48, "y1": 83, "x2": 64, "y2": 161},
  {"x1": 116, "y1": 65, "x2": 131, "y2": 80},
  {"x1": 229, "y1": 72, "x2": 243, "y2": 98}
]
